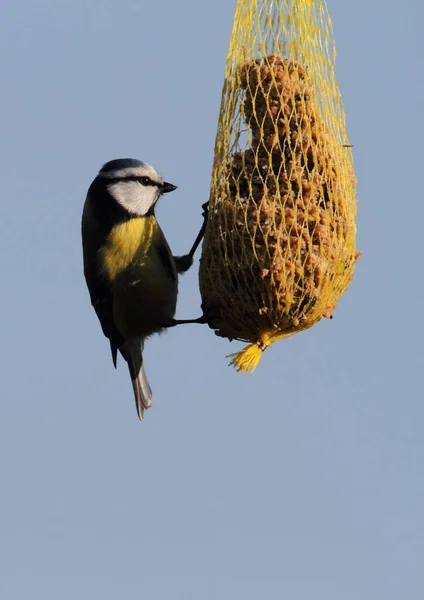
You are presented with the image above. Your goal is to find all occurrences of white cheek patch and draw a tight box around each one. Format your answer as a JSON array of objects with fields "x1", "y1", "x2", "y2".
[{"x1": 109, "y1": 181, "x2": 159, "y2": 216}]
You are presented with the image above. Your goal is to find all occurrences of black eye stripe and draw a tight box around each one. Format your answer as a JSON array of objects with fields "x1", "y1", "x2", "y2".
[{"x1": 104, "y1": 175, "x2": 160, "y2": 187}]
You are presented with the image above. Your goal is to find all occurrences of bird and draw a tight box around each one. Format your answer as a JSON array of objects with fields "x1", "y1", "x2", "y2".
[{"x1": 82, "y1": 158, "x2": 208, "y2": 420}]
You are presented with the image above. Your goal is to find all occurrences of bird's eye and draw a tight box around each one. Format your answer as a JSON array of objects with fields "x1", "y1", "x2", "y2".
[{"x1": 139, "y1": 176, "x2": 152, "y2": 186}]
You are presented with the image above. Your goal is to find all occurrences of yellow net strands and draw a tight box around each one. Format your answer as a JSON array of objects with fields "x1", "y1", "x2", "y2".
[{"x1": 199, "y1": 0, "x2": 360, "y2": 373}]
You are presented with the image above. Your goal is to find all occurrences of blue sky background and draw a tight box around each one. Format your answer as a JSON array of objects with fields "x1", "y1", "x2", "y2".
[{"x1": 1, "y1": 1, "x2": 423, "y2": 598}]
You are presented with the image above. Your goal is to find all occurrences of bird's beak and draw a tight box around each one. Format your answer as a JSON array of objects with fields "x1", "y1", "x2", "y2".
[{"x1": 161, "y1": 181, "x2": 177, "y2": 194}]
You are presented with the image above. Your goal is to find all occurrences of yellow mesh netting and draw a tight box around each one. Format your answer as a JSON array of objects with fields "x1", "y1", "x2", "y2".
[{"x1": 199, "y1": 0, "x2": 359, "y2": 373}]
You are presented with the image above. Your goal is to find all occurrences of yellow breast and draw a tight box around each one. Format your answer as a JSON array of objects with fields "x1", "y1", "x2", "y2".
[{"x1": 99, "y1": 216, "x2": 163, "y2": 282}]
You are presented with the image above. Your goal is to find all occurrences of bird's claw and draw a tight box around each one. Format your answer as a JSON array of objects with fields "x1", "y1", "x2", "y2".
[
  {"x1": 200, "y1": 304, "x2": 220, "y2": 329},
  {"x1": 201, "y1": 201, "x2": 209, "y2": 219}
]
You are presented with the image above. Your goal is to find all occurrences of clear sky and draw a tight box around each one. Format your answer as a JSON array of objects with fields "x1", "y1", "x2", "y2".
[{"x1": 1, "y1": 1, "x2": 423, "y2": 598}]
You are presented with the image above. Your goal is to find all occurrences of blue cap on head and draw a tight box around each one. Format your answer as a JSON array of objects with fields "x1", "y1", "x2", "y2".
[{"x1": 100, "y1": 158, "x2": 145, "y2": 173}]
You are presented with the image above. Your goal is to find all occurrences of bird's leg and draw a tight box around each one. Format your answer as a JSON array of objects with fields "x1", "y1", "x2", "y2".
[
  {"x1": 174, "y1": 202, "x2": 209, "y2": 273},
  {"x1": 165, "y1": 315, "x2": 207, "y2": 328},
  {"x1": 163, "y1": 304, "x2": 219, "y2": 329},
  {"x1": 188, "y1": 201, "x2": 209, "y2": 257}
]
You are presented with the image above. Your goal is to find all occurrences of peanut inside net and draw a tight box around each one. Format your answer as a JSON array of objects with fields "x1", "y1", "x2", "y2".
[{"x1": 199, "y1": 2, "x2": 359, "y2": 373}]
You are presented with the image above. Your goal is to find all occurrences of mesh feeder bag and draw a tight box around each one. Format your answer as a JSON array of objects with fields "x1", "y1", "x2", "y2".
[{"x1": 199, "y1": 0, "x2": 359, "y2": 373}]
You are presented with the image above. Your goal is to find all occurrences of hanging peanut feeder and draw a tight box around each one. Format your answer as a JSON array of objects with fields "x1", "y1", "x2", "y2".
[{"x1": 199, "y1": 0, "x2": 359, "y2": 372}]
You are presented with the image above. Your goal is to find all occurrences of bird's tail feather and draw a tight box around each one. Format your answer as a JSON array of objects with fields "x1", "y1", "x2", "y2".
[
  {"x1": 122, "y1": 341, "x2": 152, "y2": 421},
  {"x1": 130, "y1": 360, "x2": 152, "y2": 421}
]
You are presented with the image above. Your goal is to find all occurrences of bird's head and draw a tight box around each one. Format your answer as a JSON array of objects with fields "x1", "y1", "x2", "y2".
[{"x1": 96, "y1": 158, "x2": 177, "y2": 217}]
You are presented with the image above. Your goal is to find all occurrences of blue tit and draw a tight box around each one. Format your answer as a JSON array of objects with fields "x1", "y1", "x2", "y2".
[{"x1": 82, "y1": 158, "x2": 207, "y2": 420}]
